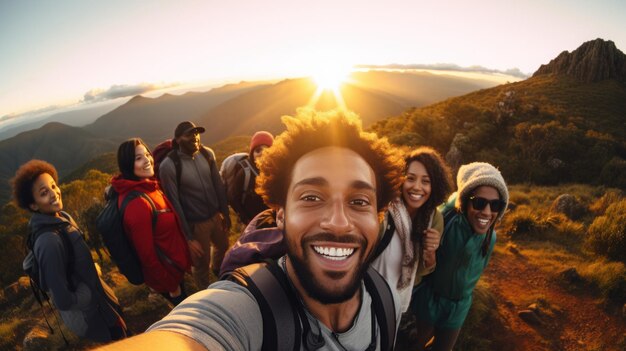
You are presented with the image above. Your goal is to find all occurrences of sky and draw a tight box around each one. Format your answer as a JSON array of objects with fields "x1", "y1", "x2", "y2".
[{"x1": 1, "y1": 0, "x2": 625, "y2": 125}]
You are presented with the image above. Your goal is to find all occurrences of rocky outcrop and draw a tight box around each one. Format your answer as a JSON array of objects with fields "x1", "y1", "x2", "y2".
[
  {"x1": 533, "y1": 38, "x2": 626, "y2": 83},
  {"x1": 550, "y1": 194, "x2": 586, "y2": 220}
]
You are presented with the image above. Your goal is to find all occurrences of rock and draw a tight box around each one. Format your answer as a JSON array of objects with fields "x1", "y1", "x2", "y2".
[
  {"x1": 533, "y1": 38, "x2": 626, "y2": 83},
  {"x1": 3, "y1": 279, "x2": 30, "y2": 303},
  {"x1": 23, "y1": 324, "x2": 53, "y2": 351},
  {"x1": 518, "y1": 309, "x2": 542, "y2": 326},
  {"x1": 506, "y1": 243, "x2": 520, "y2": 255},
  {"x1": 559, "y1": 267, "x2": 583, "y2": 284},
  {"x1": 550, "y1": 194, "x2": 586, "y2": 220},
  {"x1": 622, "y1": 303, "x2": 626, "y2": 320},
  {"x1": 445, "y1": 133, "x2": 469, "y2": 171}
]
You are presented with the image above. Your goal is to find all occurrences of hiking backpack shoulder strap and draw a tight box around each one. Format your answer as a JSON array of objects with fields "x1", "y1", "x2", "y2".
[
  {"x1": 237, "y1": 157, "x2": 258, "y2": 205},
  {"x1": 165, "y1": 149, "x2": 183, "y2": 191},
  {"x1": 364, "y1": 266, "x2": 397, "y2": 351},
  {"x1": 371, "y1": 213, "x2": 396, "y2": 261},
  {"x1": 227, "y1": 261, "x2": 301, "y2": 351},
  {"x1": 199, "y1": 146, "x2": 216, "y2": 168},
  {"x1": 120, "y1": 191, "x2": 185, "y2": 273}
]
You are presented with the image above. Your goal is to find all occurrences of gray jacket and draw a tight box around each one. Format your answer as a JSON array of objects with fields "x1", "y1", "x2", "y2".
[
  {"x1": 159, "y1": 147, "x2": 229, "y2": 239},
  {"x1": 29, "y1": 212, "x2": 122, "y2": 342}
]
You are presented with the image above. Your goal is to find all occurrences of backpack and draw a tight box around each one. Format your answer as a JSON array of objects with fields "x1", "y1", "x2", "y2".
[
  {"x1": 226, "y1": 260, "x2": 396, "y2": 351},
  {"x1": 23, "y1": 222, "x2": 75, "y2": 346},
  {"x1": 152, "y1": 139, "x2": 215, "y2": 186},
  {"x1": 220, "y1": 152, "x2": 258, "y2": 207},
  {"x1": 219, "y1": 209, "x2": 397, "y2": 278},
  {"x1": 152, "y1": 139, "x2": 174, "y2": 179},
  {"x1": 96, "y1": 188, "x2": 184, "y2": 285}
]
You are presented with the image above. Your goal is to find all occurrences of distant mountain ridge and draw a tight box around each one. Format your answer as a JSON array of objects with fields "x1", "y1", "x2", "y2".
[
  {"x1": 0, "y1": 122, "x2": 117, "y2": 202},
  {"x1": 0, "y1": 70, "x2": 524, "y2": 204},
  {"x1": 533, "y1": 38, "x2": 626, "y2": 83}
]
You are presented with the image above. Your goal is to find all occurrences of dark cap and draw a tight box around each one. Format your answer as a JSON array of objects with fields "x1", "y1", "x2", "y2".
[{"x1": 174, "y1": 121, "x2": 206, "y2": 138}]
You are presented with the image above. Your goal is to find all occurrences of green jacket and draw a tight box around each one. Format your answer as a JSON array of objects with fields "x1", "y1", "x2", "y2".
[{"x1": 431, "y1": 210, "x2": 496, "y2": 300}]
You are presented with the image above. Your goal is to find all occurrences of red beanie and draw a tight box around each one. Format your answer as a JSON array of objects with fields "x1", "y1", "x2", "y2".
[{"x1": 249, "y1": 131, "x2": 274, "y2": 153}]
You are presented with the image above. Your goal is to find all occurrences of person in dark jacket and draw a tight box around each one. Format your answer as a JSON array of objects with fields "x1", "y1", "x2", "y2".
[
  {"x1": 159, "y1": 121, "x2": 230, "y2": 289},
  {"x1": 12, "y1": 160, "x2": 127, "y2": 342},
  {"x1": 411, "y1": 162, "x2": 509, "y2": 351},
  {"x1": 112, "y1": 138, "x2": 191, "y2": 305},
  {"x1": 227, "y1": 131, "x2": 274, "y2": 225}
]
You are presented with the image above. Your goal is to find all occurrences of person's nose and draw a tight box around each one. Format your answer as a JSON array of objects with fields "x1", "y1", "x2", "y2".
[{"x1": 320, "y1": 200, "x2": 354, "y2": 234}]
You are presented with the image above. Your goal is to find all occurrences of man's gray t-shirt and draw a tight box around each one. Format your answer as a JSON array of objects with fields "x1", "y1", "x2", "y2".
[{"x1": 148, "y1": 264, "x2": 401, "y2": 350}]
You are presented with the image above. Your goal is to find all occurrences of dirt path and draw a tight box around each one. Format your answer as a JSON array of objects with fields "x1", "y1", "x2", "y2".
[{"x1": 483, "y1": 248, "x2": 625, "y2": 351}]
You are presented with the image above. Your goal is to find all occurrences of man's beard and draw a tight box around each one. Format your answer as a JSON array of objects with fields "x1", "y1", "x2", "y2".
[
  {"x1": 179, "y1": 138, "x2": 199, "y2": 155},
  {"x1": 286, "y1": 229, "x2": 370, "y2": 305}
]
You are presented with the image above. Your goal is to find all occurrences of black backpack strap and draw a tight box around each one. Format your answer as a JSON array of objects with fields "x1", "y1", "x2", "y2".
[
  {"x1": 166, "y1": 149, "x2": 183, "y2": 192},
  {"x1": 238, "y1": 157, "x2": 257, "y2": 206},
  {"x1": 364, "y1": 267, "x2": 397, "y2": 351},
  {"x1": 57, "y1": 227, "x2": 76, "y2": 292},
  {"x1": 370, "y1": 213, "x2": 396, "y2": 261},
  {"x1": 227, "y1": 261, "x2": 301, "y2": 351},
  {"x1": 199, "y1": 146, "x2": 215, "y2": 167},
  {"x1": 120, "y1": 191, "x2": 185, "y2": 273}
]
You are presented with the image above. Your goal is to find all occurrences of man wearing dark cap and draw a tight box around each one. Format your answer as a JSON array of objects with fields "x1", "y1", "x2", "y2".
[{"x1": 159, "y1": 121, "x2": 231, "y2": 289}]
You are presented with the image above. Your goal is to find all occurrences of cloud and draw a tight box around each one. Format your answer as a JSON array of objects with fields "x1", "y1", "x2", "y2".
[
  {"x1": 354, "y1": 63, "x2": 530, "y2": 78},
  {"x1": 1, "y1": 104, "x2": 62, "y2": 122},
  {"x1": 81, "y1": 82, "x2": 178, "y2": 103}
]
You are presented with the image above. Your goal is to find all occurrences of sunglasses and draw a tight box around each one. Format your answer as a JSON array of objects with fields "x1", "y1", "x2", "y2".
[{"x1": 469, "y1": 196, "x2": 506, "y2": 212}]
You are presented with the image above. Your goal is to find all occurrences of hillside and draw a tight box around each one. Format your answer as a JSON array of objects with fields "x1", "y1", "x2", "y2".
[
  {"x1": 372, "y1": 38, "x2": 626, "y2": 188},
  {"x1": 83, "y1": 81, "x2": 269, "y2": 144},
  {"x1": 0, "y1": 123, "x2": 117, "y2": 203}
]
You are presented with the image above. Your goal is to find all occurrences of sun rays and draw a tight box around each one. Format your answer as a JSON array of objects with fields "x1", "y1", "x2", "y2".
[{"x1": 307, "y1": 65, "x2": 351, "y2": 110}]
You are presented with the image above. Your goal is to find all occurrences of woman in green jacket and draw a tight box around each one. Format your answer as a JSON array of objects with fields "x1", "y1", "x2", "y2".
[{"x1": 411, "y1": 162, "x2": 509, "y2": 351}]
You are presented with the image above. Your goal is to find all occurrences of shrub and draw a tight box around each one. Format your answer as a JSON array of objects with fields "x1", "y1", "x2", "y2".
[
  {"x1": 502, "y1": 205, "x2": 547, "y2": 238},
  {"x1": 509, "y1": 190, "x2": 530, "y2": 205},
  {"x1": 589, "y1": 189, "x2": 623, "y2": 216},
  {"x1": 578, "y1": 259, "x2": 626, "y2": 303},
  {"x1": 586, "y1": 200, "x2": 626, "y2": 262},
  {"x1": 600, "y1": 157, "x2": 626, "y2": 189}
]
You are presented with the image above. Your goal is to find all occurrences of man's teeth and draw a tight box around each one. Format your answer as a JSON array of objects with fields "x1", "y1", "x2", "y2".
[
  {"x1": 478, "y1": 218, "x2": 489, "y2": 225},
  {"x1": 313, "y1": 246, "x2": 355, "y2": 260}
]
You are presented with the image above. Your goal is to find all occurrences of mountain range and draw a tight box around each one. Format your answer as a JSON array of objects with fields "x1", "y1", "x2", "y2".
[
  {"x1": 0, "y1": 70, "x2": 500, "y2": 203},
  {"x1": 1, "y1": 38, "x2": 625, "y2": 204}
]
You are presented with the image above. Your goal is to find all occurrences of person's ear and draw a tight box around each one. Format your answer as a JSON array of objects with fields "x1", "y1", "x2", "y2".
[
  {"x1": 29, "y1": 203, "x2": 39, "y2": 212},
  {"x1": 276, "y1": 208, "x2": 285, "y2": 229}
]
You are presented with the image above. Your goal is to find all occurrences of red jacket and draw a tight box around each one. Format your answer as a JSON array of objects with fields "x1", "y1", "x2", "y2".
[{"x1": 111, "y1": 175, "x2": 191, "y2": 292}]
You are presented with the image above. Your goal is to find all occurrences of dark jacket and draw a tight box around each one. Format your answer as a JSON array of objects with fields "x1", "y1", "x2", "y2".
[
  {"x1": 159, "y1": 146, "x2": 229, "y2": 239},
  {"x1": 111, "y1": 176, "x2": 191, "y2": 292},
  {"x1": 29, "y1": 211, "x2": 124, "y2": 342}
]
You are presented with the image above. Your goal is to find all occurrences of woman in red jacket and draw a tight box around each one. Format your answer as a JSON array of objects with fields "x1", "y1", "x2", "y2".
[{"x1": 111, "y1": 138, "x2": 191, "y2": 305}]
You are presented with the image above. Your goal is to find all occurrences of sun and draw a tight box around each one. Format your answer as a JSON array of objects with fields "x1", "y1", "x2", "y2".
[
  {"x1": 311, "y1": 65, "x2": 349, "y2": 91},
  {"x1": 307, "y1": 64, "x2": 351, "y2": 110}
]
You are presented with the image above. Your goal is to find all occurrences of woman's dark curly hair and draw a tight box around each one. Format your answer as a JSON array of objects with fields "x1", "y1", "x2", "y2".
[
  {"x1": 404, "y1": 147, "x2": 453, "y2": 241},
  {"x1": 11, "y1": 160, "x2": 59, "y2": 211},
  {"x1": 117, "y1": 138, "x2": 152, "y2": 181},
  {"x1": 256, "y1": 109, "x2": 404, "y2": 215}
]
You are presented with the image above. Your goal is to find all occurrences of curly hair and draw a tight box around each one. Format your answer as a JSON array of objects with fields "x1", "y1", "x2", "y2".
[
  {"x1": 117, "y1": 138, "x2": 152, "y2": 181},
  {"x1": 404, "y1": 147, "x2": 453, "y2": 241},
  {"x1": 11, "y1": 160, "x2": 59, "y2": 211},
  {"x1": 256, "y1": 109, "x2": 404, "y2": 214}
]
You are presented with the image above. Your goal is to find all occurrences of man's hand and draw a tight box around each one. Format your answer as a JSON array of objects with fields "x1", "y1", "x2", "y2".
[
  {"x1": 187, "y1": 239, "x2": 204, "y2": 263},
  {"x1": 219, "y1": 213, "x2": 231, "y2": 232}
]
